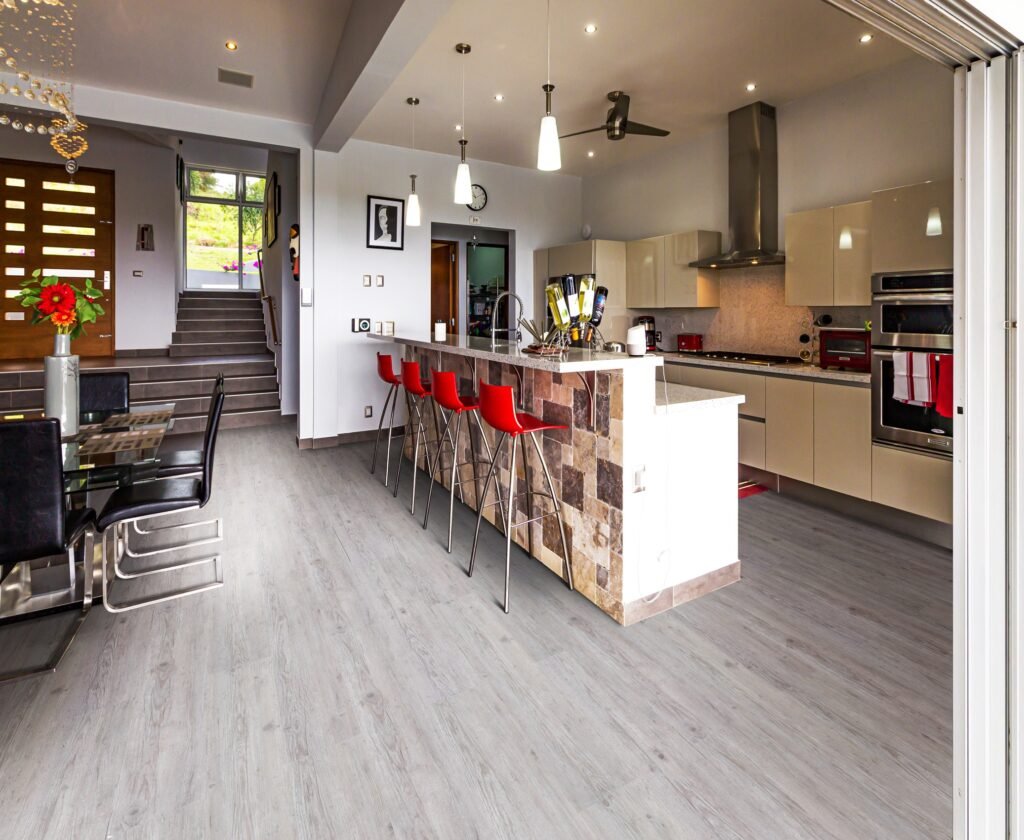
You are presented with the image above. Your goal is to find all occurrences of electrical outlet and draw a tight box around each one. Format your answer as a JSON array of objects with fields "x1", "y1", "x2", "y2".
[
  {"x1": 633, "y1": 467, "x2": 647, "y2": 493},
  {"x1": 469, "y1": 216, "x2": 481, "y2": 225},
  {"x1": 655, "y1": 331, "x2": 663, "y2": 343},
  {"x1": 364, "y1": 405, "x2": 373, "y2": 418}
]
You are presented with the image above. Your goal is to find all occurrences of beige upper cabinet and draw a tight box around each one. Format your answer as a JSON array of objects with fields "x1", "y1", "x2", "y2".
[
  {"x1": 833, "y1": 201, "x2": 872, "y2": 306},
  {"x1": 871, "y1": 179, "x2": 954, "y2": 273},
  {"x1": 786, "y1": 202, "x2": 872, "y2": 307},
  {"x1": 785, "y1": 207, "x2": 834, "y2": 306},
  {"x1": 626, "y1": 237, "x2": 663, "y2": 308},
  {"x1": 626, "y1": 231, "x2": 721, "y2": 309},
  {"x1": 548, "y1": 240, "x2": 596, "y2": 276}
]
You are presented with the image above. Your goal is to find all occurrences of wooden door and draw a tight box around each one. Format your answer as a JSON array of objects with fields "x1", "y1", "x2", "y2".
[
  {"x1": 430, "y1": 240, "x2": 458, "y2": 332},
  {"x1": 833, "y1": 200, "x2": 872, "y2": 306},
  {"x1": 784, "y1": 206, "x2": 834, "y2": 306},
  {"x1": 1, "y1": 159, "x2": 115, "y2": 359}
]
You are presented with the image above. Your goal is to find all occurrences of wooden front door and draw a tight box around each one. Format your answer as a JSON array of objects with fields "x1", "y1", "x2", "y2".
[
  {"x1": 1, "y1": 159, "x2": 115, "y2": 360},
  {"x1": 430, "y1": 240, "x2": 458, "y2": 333}
]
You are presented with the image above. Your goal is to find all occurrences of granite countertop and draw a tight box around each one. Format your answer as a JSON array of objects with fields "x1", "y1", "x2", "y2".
[
  {"x1": 369, "y1": 333, "x2": 664, "y2": 374},
  {"x1": 655, "y1": 352, "x2": 872, "y2": 385},
  {"x1": 655, "y1": 382, "x2": 746, "y2": 414}
]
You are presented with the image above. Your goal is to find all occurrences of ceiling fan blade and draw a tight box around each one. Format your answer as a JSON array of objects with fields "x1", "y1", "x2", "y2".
[
  {"x1": 559, "y1": 126, "x2": 607, "y2": 139},
  {"x1": 623, "y1": 121, "x2": 670, "y2": 137}
]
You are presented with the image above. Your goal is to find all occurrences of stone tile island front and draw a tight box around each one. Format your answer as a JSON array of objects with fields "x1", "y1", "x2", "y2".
[{"x1": 369, "y1": 334, "x2": 743, "y2": 625}]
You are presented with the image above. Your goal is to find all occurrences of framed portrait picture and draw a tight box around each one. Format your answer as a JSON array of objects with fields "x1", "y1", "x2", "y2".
[
  {"x1": 263, "y1": 171, "x2": 280, "y2": 248},
  {"x1": 366, "y1": 195, "x2": 404, "y2": 250}
]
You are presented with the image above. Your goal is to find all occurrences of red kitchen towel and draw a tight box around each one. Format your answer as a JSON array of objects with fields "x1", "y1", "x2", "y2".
[{"x1": 935, "y1": 354, "x2": 954, "y2": 418}]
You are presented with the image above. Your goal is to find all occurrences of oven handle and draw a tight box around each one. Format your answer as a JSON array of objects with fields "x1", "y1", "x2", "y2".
[
  {"x1": 872, "y1": 293, "x2": 954, "y2": 305},
  {"x1": 872, "y1": 348, "x2": 953, "y2": 358}
]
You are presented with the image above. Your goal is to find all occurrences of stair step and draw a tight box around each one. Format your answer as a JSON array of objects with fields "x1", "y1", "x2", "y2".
[
  {"x1": 172, "y1": 330, "x2": 267, "y2": 345},
  {"x1": 178, "y1": 299, "x2": 263, "y2": 311},
  {"x1": 176, "y1": 318, "x2": 265, "y2": 331},
  {"x1": 180, "y1": 290, "x2": 260, "y2": 300},
  {"x1": 129, "y1": 374, "x2": 278, "y2": 401},
  {"x1": 169, "y1": 407, "x2": 288, "y2": 435},
  {"x1": 170, "y1": 341, "x2": 268, "y2": 358},
  {"x1": 138, "y1": 390, "x2": 280, "y2": 415}
]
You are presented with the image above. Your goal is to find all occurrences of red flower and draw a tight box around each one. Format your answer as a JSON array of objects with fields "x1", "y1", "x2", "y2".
[
  {"x1": 50, "y1": 308, "x2": 77, "y2": 329},
  {"x1": 38, "y1": 283, "x2": 76, "y2": 316}
]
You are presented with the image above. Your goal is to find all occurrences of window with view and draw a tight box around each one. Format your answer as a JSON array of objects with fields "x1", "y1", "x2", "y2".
[{"x1": 185, "y1": 168, "x2": 266, "y2": 290}]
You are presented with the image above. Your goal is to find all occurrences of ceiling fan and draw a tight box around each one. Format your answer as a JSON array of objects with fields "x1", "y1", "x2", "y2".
[{"x1": 560, "y1": 91, "x2": 671, "y2": 141}]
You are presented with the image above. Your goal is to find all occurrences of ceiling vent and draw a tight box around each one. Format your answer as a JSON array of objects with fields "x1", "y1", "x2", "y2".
[{"x1": 218, "y1": 67, "x2": 254, "y2": 89}]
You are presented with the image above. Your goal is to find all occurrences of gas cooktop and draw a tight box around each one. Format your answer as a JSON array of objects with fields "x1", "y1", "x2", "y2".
[{"x1": 675, "y1": 350, "x2": 803, "y2": 366}]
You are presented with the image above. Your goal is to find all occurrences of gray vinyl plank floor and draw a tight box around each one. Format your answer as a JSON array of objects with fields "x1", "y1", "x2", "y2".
[{"x1": 0, "y1": 424, "x2": 952, "y2": 839}]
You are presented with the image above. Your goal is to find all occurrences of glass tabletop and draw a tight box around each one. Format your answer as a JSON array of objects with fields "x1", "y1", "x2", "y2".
[{"x1": 62, "y1": 403, "x2": 175, "y2": 494}]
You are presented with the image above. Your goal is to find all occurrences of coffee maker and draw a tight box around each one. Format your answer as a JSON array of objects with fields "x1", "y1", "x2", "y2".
[{"x1": 634, "y1": 316, "x2": 657, "y2": 352}]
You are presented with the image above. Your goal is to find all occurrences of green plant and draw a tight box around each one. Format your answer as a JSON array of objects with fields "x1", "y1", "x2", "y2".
[{"x1": 14, "y1": 270, "x2": 105, "y2": 339}]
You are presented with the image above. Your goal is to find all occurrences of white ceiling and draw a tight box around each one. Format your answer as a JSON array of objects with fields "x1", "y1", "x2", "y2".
[
  {"x1": 65, "y1": 0, "x2": 353, "y2": 123},
  {"x1": 353, "y1": 0, "x2": 913, "y2": 175}
]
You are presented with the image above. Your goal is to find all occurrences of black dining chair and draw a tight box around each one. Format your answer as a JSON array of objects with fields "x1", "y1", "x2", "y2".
[
  {"x1": 79, "y1": 371, "x2": 130, "y2": 415},
  {"x1": 95, "y1": 379, "x2": 225, "y2": 612},
  {"x1": 152, "y1": 373, "x2": 225, "y2": 479},
  {"x1": 0, "y1": 418, "x2": 96, "y2": 682}
]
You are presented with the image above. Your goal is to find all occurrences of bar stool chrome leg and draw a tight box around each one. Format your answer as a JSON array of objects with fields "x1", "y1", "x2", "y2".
[
  {"x1": 382, "y1": 381, "x2": 401, "y2": 485},
  {"x1": 503, "y1": 434, "x2": 518, "y2": 613},
  {"x1": 469, "y1": 432, "x2": 506, "y2": 578},
  {"x1": 529, "y1": 431, "x2": 573, "y2": 590},
  {"x1": 369, "y1": 382, "x2": 397, "y2": 477}
]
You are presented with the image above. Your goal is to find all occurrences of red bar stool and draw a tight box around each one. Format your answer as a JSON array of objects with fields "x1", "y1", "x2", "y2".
[
  {"x1": 470, "y1": 379, "x2": 574, "y2": 613},
  {"x1": 392, "y1": 359, "x2": 442, "y2": 515},
  {"x1": 422, "y1": 369, "x2": 506, "y2": 553},
  {"x1": 370, "y1": 352, "x2": 403, "y2": 485}
]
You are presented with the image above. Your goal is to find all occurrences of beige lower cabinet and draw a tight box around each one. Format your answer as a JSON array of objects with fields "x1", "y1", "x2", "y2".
[
  {"x1": 871, "y1": 444, "x2": 953, "y2": 524},
  {"x1": 765, "y1": 377, "x2": 814, "y2": 483},
  {"x1": 812, "y1": 383, "x2": 871, "y2": 500},
  {"x1": 738, "y1": 418, "x2": 766, "y2": 470}
]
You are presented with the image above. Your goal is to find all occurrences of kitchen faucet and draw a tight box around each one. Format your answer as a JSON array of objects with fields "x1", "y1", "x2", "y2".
[{"x1": 491, "y1": 290, "x2": 524, "y2": 350}]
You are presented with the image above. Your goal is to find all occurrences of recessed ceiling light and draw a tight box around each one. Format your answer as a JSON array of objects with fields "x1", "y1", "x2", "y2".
[
  {"x1": 584, "y1": 23, "x2": 597, "y2": 34},
  {"x1": 225, "y1": 40, "x2": 239, "y2": 51},
  {"x1": 587, "y1": 150, "x2": 595, "y2": 158},
  {"x1": 494, "y1": 93, "x2": 504, "y2": 102},
  {"x1": 859, "y1": 33, "x2": 873, "y2": 43},
  {"x1": 455, "y1": 123, "x2": 462, "y2": 131},
  {"x1": 745, "y1": 82, "x2": 757, "y2": 92}
]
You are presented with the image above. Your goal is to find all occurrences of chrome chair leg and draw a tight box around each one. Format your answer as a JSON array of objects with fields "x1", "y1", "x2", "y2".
[
  {"x1": 383, "y1": 382, "x2": 401, "y2": 486},
  {"x1": 470, "y1": 411, "x2": 507, "y2": 535},
  {"x1": 503, "y1": 435, "x2": 518, "y2": 614},
  {"x1": 126, "y1": 509, "x2": 222, "y2": 560},
  {"x1": 469, "y1": 432, "x2": 506, "y2": 577},
  {"x1": 409, "y1": 398, "x2": 427, "y2": 516},
  {"x1": 520, "y1": 433, "x2": 534, "y2": 558},
  {"x1": 370, "y1": 383, "x2": 396, "y2": 476},
  {"x1": 446, "y1": 411, "x2": 464, "y2": 553},
  {"x1": 530, "y1": 431, "x2": 573, "y2": 590},
  {"x1": 392, "y1": 390, "x2": 415, "y2": 498},
  {"x1": 422, "y1": 407, "x2": 457, "y2": 531}
]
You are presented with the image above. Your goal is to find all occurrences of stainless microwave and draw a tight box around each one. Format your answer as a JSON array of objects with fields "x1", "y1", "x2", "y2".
[{"x1": 872, "y1": 271, "x2": 954, "y2": 351}]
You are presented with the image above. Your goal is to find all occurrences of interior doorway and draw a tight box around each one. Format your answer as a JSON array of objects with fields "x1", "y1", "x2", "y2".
[
  {"x1": 0, "y1": 159, "x2": 115, "y2": 359},
  {"x1": 430, "y1": 240, "x2": 458, "y2": 333}
]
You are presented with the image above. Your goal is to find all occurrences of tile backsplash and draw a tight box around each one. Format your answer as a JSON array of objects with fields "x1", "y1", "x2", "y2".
[{"x1": 638, "y1": 266, "x2": 870, "y2": 356}]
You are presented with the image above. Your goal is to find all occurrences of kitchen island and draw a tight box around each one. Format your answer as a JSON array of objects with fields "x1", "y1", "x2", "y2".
[{"x1": 369, "y1": 334, "x2": 744, "y2": 624}]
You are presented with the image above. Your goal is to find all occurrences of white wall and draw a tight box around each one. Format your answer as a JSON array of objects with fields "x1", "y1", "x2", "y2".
[
  {"x1": 582, "y1": 57, "x2": 954, "y2": 247},
  {"x1": 2, "y1": 123, "x2": 178, "y2": 350},
  {"x1": 311, "y1": 139, "x2": 581, "y2": 439}
]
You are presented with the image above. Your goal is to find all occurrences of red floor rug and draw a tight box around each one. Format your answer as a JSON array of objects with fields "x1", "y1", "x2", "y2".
[{"x1": 738, "y1": 482, "x2": 767, "y2": 499}]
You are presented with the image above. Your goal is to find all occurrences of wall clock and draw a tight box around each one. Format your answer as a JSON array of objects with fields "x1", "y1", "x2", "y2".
[{"x1": 467, "y1": 183, "x2": 488, "y2": 211}]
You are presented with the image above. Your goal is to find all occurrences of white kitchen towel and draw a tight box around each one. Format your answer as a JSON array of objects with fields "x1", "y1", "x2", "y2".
[
  {"x1": 893, "y1": 351, "x2": 911, "y2": 402},
  {"x1": 910, "y1": 351, "x2": 934, "y2": 405}
]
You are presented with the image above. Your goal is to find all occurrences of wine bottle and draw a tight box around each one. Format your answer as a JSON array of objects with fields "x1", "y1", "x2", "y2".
[
  {"x1": 546, "y1": 282, "x2": 571, "y2": 330},
  {"x1": 578, "y1": 275, "x2": 595, "y2": 322},
  {"x1": 591, "y1": 285, "x2": 609, "y2": 326},
  {"x1": 562, "y1": 275, "x2": 580, "y2": 320}
]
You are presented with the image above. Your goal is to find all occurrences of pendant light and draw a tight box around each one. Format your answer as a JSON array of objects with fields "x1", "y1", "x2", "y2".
[
  {"x1": 453, "y1": 43, "x2": 473, "y2": 205},
  {"x1": 405, "y1": 97, "x2": 422, "y2": 226},
  {"x1": 536, "y1": 0, "x2": 562, "y2": 171}
]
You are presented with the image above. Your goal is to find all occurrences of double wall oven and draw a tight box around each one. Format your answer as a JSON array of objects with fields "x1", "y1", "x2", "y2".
[{"x1": 871, "y1": 270, "x2": 954, "y2": 456}]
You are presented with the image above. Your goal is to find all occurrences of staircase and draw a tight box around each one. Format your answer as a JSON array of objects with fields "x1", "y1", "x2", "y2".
[
  {"x1": 171, "y1": 290, "x2": 269, "y2": 357},
  {"x1": 0, "y1": 291, "x2": 286, "y2": 435}
]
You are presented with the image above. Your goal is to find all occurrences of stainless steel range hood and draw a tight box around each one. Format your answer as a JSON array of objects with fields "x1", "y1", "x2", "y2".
[{"x1": 691, "y1": 101, "x2": 785, "y2": 270}]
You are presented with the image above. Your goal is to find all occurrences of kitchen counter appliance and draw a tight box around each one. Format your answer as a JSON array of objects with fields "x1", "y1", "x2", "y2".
[
  {"x1": 677, "y1": 333, "x2": 704, "y2": 352},
  {"x1": 634, "y1": 316, "x2": 657, "y2": 352},
  {"x1": 673, "y1": 349, "x2": 802, "y2": 366},
  {"x1": 818, "y1": 328, "x2": 871, "y2": 372}
]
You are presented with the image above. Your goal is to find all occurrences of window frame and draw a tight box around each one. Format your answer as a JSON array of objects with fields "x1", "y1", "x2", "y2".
[{"x1": 184, "y1": 165, "x2": 266, "y2": 290}]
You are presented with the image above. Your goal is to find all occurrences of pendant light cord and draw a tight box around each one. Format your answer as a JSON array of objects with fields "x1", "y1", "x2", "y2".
[
  {"x1": 546, "y1": 0, "x2": 551, "y2": 85},
  {"x1": 461, "y1": 56, "x2": 466, "y2": 140}
]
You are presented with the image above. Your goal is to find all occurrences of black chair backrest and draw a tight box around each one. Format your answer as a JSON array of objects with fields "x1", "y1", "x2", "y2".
[
  {"x1": 80, "y1": 371, "x2": 130, "y2": 414},
  {"x1": 0, "y1": 419, "x2": 65, "y2": 574},
  {"x1": 199, "y1": 375, "x2": 226, "y2": 507}
]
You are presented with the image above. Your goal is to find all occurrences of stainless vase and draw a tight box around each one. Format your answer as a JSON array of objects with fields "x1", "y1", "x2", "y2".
[{"x1": 44, "y1": 333, "x2": 79, "y2": 436}]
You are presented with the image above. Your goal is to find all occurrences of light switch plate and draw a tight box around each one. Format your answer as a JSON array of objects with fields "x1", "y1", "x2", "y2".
[
  {"x1": 383, "y1": 321, "x2": 395, "y2": 336},
  {"x1": 375, "y1": 275, "x2": 384, "y2": 287},
  {"x1": 362, "y1": 275, "x2": 371, "y2": 287},
  {"x1": 351, "y1": 317, "x2": 371, "y2": 332},
  {"x1": 301, "y1": 287, "x2": 313, "y2": 306},
  {"x1": 132, "y1": 270, "x2": 143, "y2": 278}
]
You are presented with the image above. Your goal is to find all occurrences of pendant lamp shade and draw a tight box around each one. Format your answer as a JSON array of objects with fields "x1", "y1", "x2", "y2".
[{"x1": 406, "y1": 175, "x2": 421, "y2": 226}]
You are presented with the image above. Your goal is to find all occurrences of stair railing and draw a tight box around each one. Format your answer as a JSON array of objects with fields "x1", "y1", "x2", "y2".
[{"x1": 256, "y1": 248, "x2": 281, "y2": 347}]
